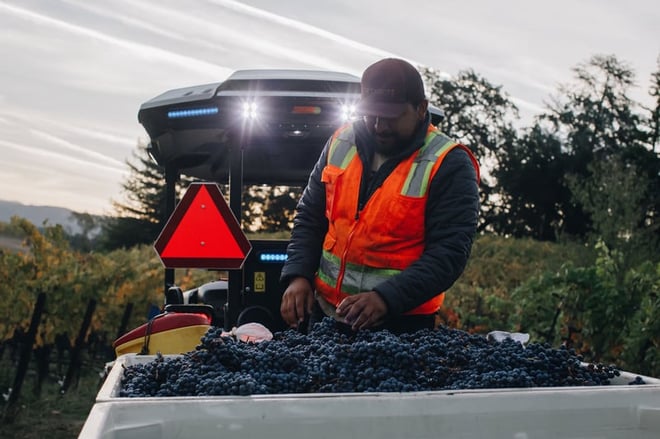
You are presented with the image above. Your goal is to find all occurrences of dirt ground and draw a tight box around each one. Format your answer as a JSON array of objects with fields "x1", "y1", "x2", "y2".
[{"x1": 0, "y1": 361, "x2": 100, "y2": 439}]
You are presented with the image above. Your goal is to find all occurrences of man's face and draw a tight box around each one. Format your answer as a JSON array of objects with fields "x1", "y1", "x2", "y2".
[{"x1": 363, "y1": 100, "x2": 428, "y2": 156}]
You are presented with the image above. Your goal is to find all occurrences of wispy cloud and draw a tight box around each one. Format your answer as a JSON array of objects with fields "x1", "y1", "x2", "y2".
[
  {"x1": 60, "y1": 0, "x2": 194, "y2": 42},
  {"x1": 104, "y1": 0, "x2": 377, "y2": 73},
  {"x1": 210, "y1": 0, "x2": 396, "y2": 60},
  {"x1": 0, "y1": 2, "x2": 232, "y2": 77},
  {"x1": 29, "y1": 130, "x2": 126, "y2": 168},
  {"x1": 0, "y1": 138, "x2": 125, "y2": 175}
]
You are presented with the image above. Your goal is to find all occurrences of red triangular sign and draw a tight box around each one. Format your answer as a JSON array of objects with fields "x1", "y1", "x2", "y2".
[{"x1": 154, "y1": 183, "x2": 251, "y2": 269}]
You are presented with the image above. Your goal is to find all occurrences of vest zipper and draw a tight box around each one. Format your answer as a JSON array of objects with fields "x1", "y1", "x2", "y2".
[
  {"x1": 336, "y1": 219, "x2": 359, "y2": 300},
  {"x1": 355, "y1": 203, "x2": 362, "y2": 220}
]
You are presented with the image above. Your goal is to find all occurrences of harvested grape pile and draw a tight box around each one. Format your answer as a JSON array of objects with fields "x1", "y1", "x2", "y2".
[{"x1": 119, "y1": 317, "x2": 619, "y2": 397}]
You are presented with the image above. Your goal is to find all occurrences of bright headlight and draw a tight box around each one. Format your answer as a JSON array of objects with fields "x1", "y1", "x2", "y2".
[
  {"x1": 340, "y1": 104, "x2": 357, "y2": 122},
  {"x1": 242, "y1": 101, "x2": 258, "y2": 119}
]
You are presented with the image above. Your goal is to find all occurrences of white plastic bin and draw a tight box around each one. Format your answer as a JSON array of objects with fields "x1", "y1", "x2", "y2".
[{"x1": 79, "y1": 354, "x2": 660, "y2": 439}]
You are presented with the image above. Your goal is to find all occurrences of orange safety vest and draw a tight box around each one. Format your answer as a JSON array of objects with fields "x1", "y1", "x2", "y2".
[{"x1": 314, "y1": 123, "x2": 479, "y2": 315}]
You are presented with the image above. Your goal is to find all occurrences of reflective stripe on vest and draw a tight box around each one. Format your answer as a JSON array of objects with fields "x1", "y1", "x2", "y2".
[
  {"x1": 328, "y1": 127, "x2": 357, "y2": 169},
  {"x1": 402, "y1": 131, "x2": 457, "y2": 197},
  {"x1": 317, "y1": 249, "x2": 402, "y2": 294}
]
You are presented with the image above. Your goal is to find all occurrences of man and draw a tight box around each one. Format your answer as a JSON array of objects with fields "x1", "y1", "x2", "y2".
[{"x1": 280, "y1": 58, "x2": 480, "y2": 333}]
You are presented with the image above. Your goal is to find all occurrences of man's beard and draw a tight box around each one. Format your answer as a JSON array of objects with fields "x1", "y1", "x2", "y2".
[{"x1": 373, "y1": 133, "x2": 409, "y2": 157}]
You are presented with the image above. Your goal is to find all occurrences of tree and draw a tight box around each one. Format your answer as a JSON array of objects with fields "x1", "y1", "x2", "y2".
[
  {"x1": 491, "y1": 125, "x2": 568, "y2": 239},
  {"x1": 242, "y1": 185, "x2": 301, "y2": 234},
  {"x1": 420, "y1": 67, "x2": 520, "y2": 233},
  {"x1": 567, "y1": 158, "x2": 656, "y2": 268},
  {"x1": 644, "y1": 56, "x2": 660, "y2": 151},
  {"x1": 544, "y1": 55, "x2": 652, "y2": 237},
  {"x1": 67, "y1": 212, "x2": 102, "y2": 252},
  {"x1": 98, "y1": 142, "x2": 192, "y2": 250},
  {"x1": 422, "y1": 68, "x2": 520, "y2": 169},
  {"x1": 493, "y1": 54, "x2": 659, "y2": 242},
  {"x1": 634, "y1": 57, "x2": 660, "y2": 252}
]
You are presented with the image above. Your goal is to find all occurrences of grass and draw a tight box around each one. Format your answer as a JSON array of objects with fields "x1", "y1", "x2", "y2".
[{"x1": 0, "y1": 355, "x2": 105, "y2": 439}]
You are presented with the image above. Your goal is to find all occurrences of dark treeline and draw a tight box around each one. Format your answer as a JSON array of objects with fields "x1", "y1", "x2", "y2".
[{"x1": 424, "y1": 55, "x2": 659, "y2": 262}]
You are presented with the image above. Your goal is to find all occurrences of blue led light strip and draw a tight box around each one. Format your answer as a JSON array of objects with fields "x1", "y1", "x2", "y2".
[
  {"x1": 259, "y1": 253, "x2": 288, "y2": 262},
  {"x1": 167, "y1": 107, "x2": 219, "y2": 119}
]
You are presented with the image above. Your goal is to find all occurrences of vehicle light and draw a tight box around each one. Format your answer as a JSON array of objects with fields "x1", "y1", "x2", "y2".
[
  {"x1": 292, "y1": 106, "x2": 321, "y2": 115},
  {"x1": 167, "y1": 107, "x2": 218, "y2": 119},
  {"x1": 258, "y1": 252, "x2": 287, "y2": 263},
  {"x1": 242, "y1": 102, "x2": 258, "y2": 119},
  {"x1": 340, "y1": 104, "x2": 357, "y2": 122}
]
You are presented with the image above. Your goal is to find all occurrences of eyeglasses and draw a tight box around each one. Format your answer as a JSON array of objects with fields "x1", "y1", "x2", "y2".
[{"x1": 362, "y1": 115, "x2": 397, "y2": 126}]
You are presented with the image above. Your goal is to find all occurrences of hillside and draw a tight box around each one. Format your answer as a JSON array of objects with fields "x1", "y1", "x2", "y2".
[{"x1": 0, "y1": 199, "x2": 99, "y2": 234}]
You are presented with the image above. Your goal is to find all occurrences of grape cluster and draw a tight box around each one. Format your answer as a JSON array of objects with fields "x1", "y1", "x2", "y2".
[
  {"x1": 119, "y1": 318, "x2": 622, "y2": 397},
  {"x1": 628, "y1": 376, "x2": 646, "y2": 385}
]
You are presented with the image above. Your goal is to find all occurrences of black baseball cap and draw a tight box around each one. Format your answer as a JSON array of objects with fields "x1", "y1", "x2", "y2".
[{"x1": 357, "y1": 58, "x2": 426, "y2": 118}]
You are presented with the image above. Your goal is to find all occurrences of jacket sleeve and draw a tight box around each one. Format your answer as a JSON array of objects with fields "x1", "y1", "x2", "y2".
[
  {"x1": 374, "y1": 147, "x2": 480, "y2": 317},
  {"x1": 279, "y1": 140, "x2": 330, "y2": 286}
]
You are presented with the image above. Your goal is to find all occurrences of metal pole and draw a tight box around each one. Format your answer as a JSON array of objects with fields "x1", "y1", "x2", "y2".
[
  {"x1": 225, "y1": 139, "x2": 245, "y2": 330},
  {"x1": 164, "y1": 164, "x2": 178, "y2": 295}
]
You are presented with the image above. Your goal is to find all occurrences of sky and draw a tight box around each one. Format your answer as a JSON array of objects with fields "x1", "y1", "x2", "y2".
[{"x1": 1, "y1": 0, "x2": 658, "y2": 215}]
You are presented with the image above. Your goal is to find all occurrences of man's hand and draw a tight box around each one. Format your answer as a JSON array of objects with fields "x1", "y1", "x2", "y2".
[
  {"x1": 280, "y1": 277, "x2": 314, "y2": 328},
  {"x1": 335, "y1": 291, "x2": 388, "y2": 331}
]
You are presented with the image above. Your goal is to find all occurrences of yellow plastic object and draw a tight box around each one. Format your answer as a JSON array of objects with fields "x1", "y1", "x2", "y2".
[
  {"x1": 114, "y1": 324, "x2": 210, "y2": 356},
  {"x1": 113, "y1": 311, "x2": 213, "y2": 357}
]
